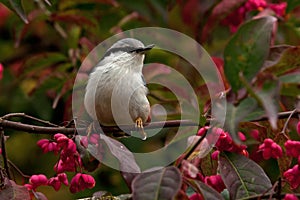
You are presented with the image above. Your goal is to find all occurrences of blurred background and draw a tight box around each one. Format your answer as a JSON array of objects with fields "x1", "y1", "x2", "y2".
[{"x1": 0, "y1": 0, "x2": 299, "y2": 199}]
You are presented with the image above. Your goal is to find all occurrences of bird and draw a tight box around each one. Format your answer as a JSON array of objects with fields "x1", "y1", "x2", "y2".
[{"x1": 84, "y1": 38, "x2": 154, "y2": 140}]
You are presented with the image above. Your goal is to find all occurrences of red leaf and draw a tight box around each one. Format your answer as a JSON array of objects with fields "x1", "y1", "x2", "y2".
[
  {"x1": 201, "y1": 0, "x2": 247, "y2": 42},
  {"x1": 34, "y1": 192, "x2": 48, "y2": 200},
  {"x1": 51, "y1": 13, "x2": 95, "y2": 27},
  {"x1": 0, "y1": 179, "x2": 31, "y2": 200}
]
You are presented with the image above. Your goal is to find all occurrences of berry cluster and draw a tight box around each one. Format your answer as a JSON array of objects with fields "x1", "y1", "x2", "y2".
[
  {"x1": 188, "y1": 121, "x2": 300, "y2": 199},
  {"x1": 222, "y1": 0, "x2": 287, "y2": 32},
  {"x1": 258, "y1": 138, "x2": 283, "y2": 160},
  {"x1": 185, "y1": 127, "x2": 248, "y2": 199},
  {"x1": 283, "y1": 139, "x2": 300, "y2": 189},
  {"x1": 198, "y1": 126, "x2": 249, "y2": 160},
  {"x1": 26, "y1": 133, "x2": 95, "y2": 194},
  {"x1": 250, "y1": 122, "x2": 300, "y2": 190}
]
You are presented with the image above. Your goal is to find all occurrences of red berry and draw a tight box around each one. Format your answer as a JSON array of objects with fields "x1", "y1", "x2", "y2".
[
  {"x1": 69, "y1": 173, "x2": 95, "y2": 193},
  {"x1": 211, "y1": 150, "x2": 220, "y2": 160},
  {"x1": 58, "y1": 173, "x2": 69, "y2": 186},
  {"x1": 258, "y1": 138, "x2": 282, "y2": 160},
  {"x1": 37, "y1": 139, "x2": 60, "y2": 154},
  {"x1": 250, "y1": 129, "x2": 260, "y2": 140},
  {"x1": 197, "y1": 126, "x2": 209, "y2": 136},
  {"x1": 48, "y1": 177, "x2": 61, "y2": 191},
  {"x1": 284, "y1": 194, "x2": 299, "y2": 200},
  {"x1": 54, "y1": 133, "x2": 68, "y2": 141},
  {"x1": 29, "y1": 174, "x2": 48, "y2": 189},
  {"x1": 285, "y1": 140, "x2": 300, "y2": 158},
  {"x1": 238, "y1": 132, "x2": 246, "y2": 141},
  {"x1": 283, "y1": 164, "x2": 300, "y2": 189},
  {"x1": 204, "y1": 175, "x2": 225, "y2": 192},
  {"x1": 189, "y1": 193, "x2": 203, "y2": 200}
]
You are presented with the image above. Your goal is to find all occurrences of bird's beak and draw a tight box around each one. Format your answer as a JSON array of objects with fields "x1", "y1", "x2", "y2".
[{"x1": 132, "y1": 44, "x2": 155, "y2": 54}]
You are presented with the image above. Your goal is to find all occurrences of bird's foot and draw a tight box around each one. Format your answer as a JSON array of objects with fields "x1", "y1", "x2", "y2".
[{"x1": 135, "y1": 117, "x2": 147, "y2": 140}]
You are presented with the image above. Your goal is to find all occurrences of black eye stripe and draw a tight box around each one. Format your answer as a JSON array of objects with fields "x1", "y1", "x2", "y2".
[{"x1": 103, "y1": 46, "x2": 138, "y2": 58}]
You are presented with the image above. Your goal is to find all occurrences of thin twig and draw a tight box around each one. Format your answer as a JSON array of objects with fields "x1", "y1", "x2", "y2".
[
  {"x1": 281, "y1": 109, "x2": 297, "y2": 134},
  {"x1": 8, "y1": 160, "x2": 30, "y2": 179},
  {"x1": 0, "y1": 127, "x2": 11, "y2": 179},
  {"x1": 0, "y1": 118, "x2": 77, "y2": 135},
  {"x1": 2, "y1": 113, "x2": 59, "y2": 127}
]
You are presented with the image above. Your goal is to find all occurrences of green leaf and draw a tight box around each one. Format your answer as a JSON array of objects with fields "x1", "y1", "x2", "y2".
[
  {"x1": 23, "y1": 52, "x2": 67, "y2": 72},
  {"x1": 263, "y1": 46, "x2": 300, "y2": 76},
  {"x1": 279, "y1": 72, "x2": 300, "y2": 83},
  {"x1": 223, "y1": 98, "x2": 257, "y2": 143},
  {"x1": 243, "y1": 108, "x2": 265, "y2": 122},
  {"x1": 280, "y1": 82, "x2": 300, "y2": 97},
  {"x1": 255, "y1": 75, "x2": 280, "y2": 129},
  {"x1": 132, "y1": 166, "x2": 182, "y2": 200},
  {"x1": 224, "y1": 16, "x2": 276, "y2": 92},
  {"x1": 219, "y1": 152, "x2": 272, "y2": 200},
  {"x1": 286, "y1": 0, "x2": 300, "y2": 13},
  {"x1": 1, "y1": 0, "x2": 28, "y2": 23}
]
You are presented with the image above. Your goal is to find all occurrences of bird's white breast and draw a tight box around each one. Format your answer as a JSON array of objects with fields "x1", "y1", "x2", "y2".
[{"x1": 84, "y1": 53, "x2": 149, "y2": 126}]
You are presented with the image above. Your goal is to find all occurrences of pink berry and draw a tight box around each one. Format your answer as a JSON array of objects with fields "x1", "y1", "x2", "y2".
[
  {"x1": 259, "y1": 138, "x2": 282, "y2": 160},
  {"x1": 48, "y1": 177, "x2": 61, "y2": 191},
  {"x1": 197, "y1": 126, "x2": 209, "y2": 136},
  {"x1": 89, "y1": 134, "x2": 100, "y2": 144},
  {"x1": 283, "y1": 164, "x2": 300, "y2": 189},
  {"x1": 284, "y1": 194, "x2": 299, "y2": 200},
  {"x1": 58, "y1": 173, "x2": 69, "y2": 186},
  {"x1": 189, "y1": 193, "x2": 203, "y2": 200},
  {"x1": 54, "y1": 133, "x2": 68, "y2": 141},
  {"x1": 204, "y1": 175, "x2": 225, "y2": 192},
  {"x1": 69, "y1": 173, "x2": 95, "y2": 193},
  {"x1": 29, "y1": 174, "x2": 48, "y2": 189},
  {"x1": 238, "y1": 132, "x2": 246, "y2": 141},
  {"x1": 285, "y1": 140, "x2": 300, "y2": 158},
  {"x1": 211, "y1": 150, "x2": 220, "y2": 160},
  {"x1": 250, "y1": 129, "x2": 260, "y2": 140}
]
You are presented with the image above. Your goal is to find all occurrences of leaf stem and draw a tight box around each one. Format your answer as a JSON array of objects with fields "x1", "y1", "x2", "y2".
[{"x1": 238, "y1": 72, "x2": 263, "y2": 107}]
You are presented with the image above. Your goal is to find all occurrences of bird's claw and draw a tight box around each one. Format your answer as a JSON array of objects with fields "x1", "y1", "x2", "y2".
[{"x1": 135, "y1": 117, "x2": 147, "y2": 140}]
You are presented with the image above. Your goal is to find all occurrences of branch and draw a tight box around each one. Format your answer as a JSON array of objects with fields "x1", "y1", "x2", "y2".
[
  {"x1": 0, "y1": 117, "x2": 199, "y2": 135},
  {"x1": 0, "y1": 110, "x2": 298, "y2": 135},
  {"x1": 251, "y1": 110, "x2": 299, "y2": 122},
  {"x1": 2, "y1": 113, "x2": 59, "y2": 127}
]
